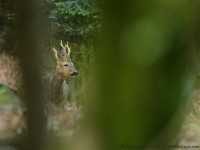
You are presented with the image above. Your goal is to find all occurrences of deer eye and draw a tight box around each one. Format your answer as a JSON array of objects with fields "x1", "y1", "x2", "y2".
[{"x1": 64, "y1": 64, "x2": 68, "y2": 66}]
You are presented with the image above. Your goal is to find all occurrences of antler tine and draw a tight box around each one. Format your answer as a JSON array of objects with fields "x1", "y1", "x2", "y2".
[
  {"x1": 60, "y1": 40, "x2": 68, "y2": 58},
  {"x1": 60, "y1": 40, "x2": 65, "y2": 48},
  {"x1": 65, "y1": 41, "x2": 71, "y2": 56}
]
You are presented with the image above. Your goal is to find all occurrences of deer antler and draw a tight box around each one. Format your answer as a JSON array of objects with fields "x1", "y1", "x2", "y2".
[
  {"x1": 60, "y1": 40, "x2": 71, "y2": 57},
  {"x1": 60, "y1": 40, "x2": 67, "y2": 49},
  {"x1": 65, "y1": 41, "x2": 71, "y2": 56},
  {"x1": 60, "y1": 40, "x2": 67, "y2": 58}
]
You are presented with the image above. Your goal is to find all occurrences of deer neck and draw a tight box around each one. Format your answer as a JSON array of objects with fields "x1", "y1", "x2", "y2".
[
  {"x1": 48, "y1": 70, "x2": 67, "y2": 104},
  {"x1": 52, "y1": 71, "x2": 66, "y2": 84}
]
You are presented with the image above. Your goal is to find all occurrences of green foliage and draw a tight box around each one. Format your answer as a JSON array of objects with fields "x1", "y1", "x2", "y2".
[
  {"x1": 49, "y1": 0, "x2": 101, "y2": 44},
  {"x1": 0, "y1": 84, "x2": 20, "y2": 106},
  {"x1": 53, "y1": 0, "x2": 98, "y2": 16},
  {"x1": 0, "y1": 0, "x2": 17, "y2": 53},
  {"x1": 0, "y1": 0, "x2": 101, "y2": 53},
  {"x1": 97, "y1": 0, "x2": 199, "y2": 148}
]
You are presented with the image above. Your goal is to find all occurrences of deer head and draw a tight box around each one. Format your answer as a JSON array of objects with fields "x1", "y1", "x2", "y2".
[{"x1": 53, "y1": 40, "x2": 78, "y2": 77}]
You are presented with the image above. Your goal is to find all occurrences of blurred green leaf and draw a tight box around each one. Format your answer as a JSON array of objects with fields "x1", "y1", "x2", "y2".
[{"x1": 0, "y1": 84, "x2": 20, "y2": 106}]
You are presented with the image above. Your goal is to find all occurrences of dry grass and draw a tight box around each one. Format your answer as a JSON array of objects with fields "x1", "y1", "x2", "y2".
[{"x1": 0, "y1": 53, "x2": 21, "y2": 91}]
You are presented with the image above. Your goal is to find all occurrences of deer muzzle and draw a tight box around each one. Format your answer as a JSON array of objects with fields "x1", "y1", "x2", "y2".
[{"x1": 71, "y1": 71, "x2": 78, "y2": 76}]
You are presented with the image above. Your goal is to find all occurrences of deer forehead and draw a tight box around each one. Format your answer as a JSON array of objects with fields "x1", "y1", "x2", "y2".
[{"x1": 57, "y1": 59, "x2": 73, "y2": 65}]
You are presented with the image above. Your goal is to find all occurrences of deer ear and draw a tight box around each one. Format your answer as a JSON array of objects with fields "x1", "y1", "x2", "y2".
[{"x1": 53, "y1": 48, "x2": 59, "y2": 60}]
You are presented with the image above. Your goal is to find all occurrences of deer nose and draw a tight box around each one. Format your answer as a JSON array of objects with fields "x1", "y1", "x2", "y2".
[{"x1": 71, "y1": 71, "x2": 78, "y2": 76}]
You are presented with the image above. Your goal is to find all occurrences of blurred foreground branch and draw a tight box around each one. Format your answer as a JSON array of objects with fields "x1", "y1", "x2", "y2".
[{"x1": 17, "y1": 0, "x2": 46, "y2": 150}]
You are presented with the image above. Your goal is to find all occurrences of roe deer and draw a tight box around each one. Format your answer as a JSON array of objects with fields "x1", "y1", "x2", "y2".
[{"x1": 45, "y1": 41, "x2": 78, "y2": 105}]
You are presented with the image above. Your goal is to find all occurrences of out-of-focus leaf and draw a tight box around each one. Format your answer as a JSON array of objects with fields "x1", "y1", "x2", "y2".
[{"x1": 0, "y1": 84, "x2": 20, "y2": 106}]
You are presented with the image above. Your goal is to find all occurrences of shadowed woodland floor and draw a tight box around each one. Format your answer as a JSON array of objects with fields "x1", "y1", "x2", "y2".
[{"x1": 0, "y1": 84, "x2": 83, "y2": 139}]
